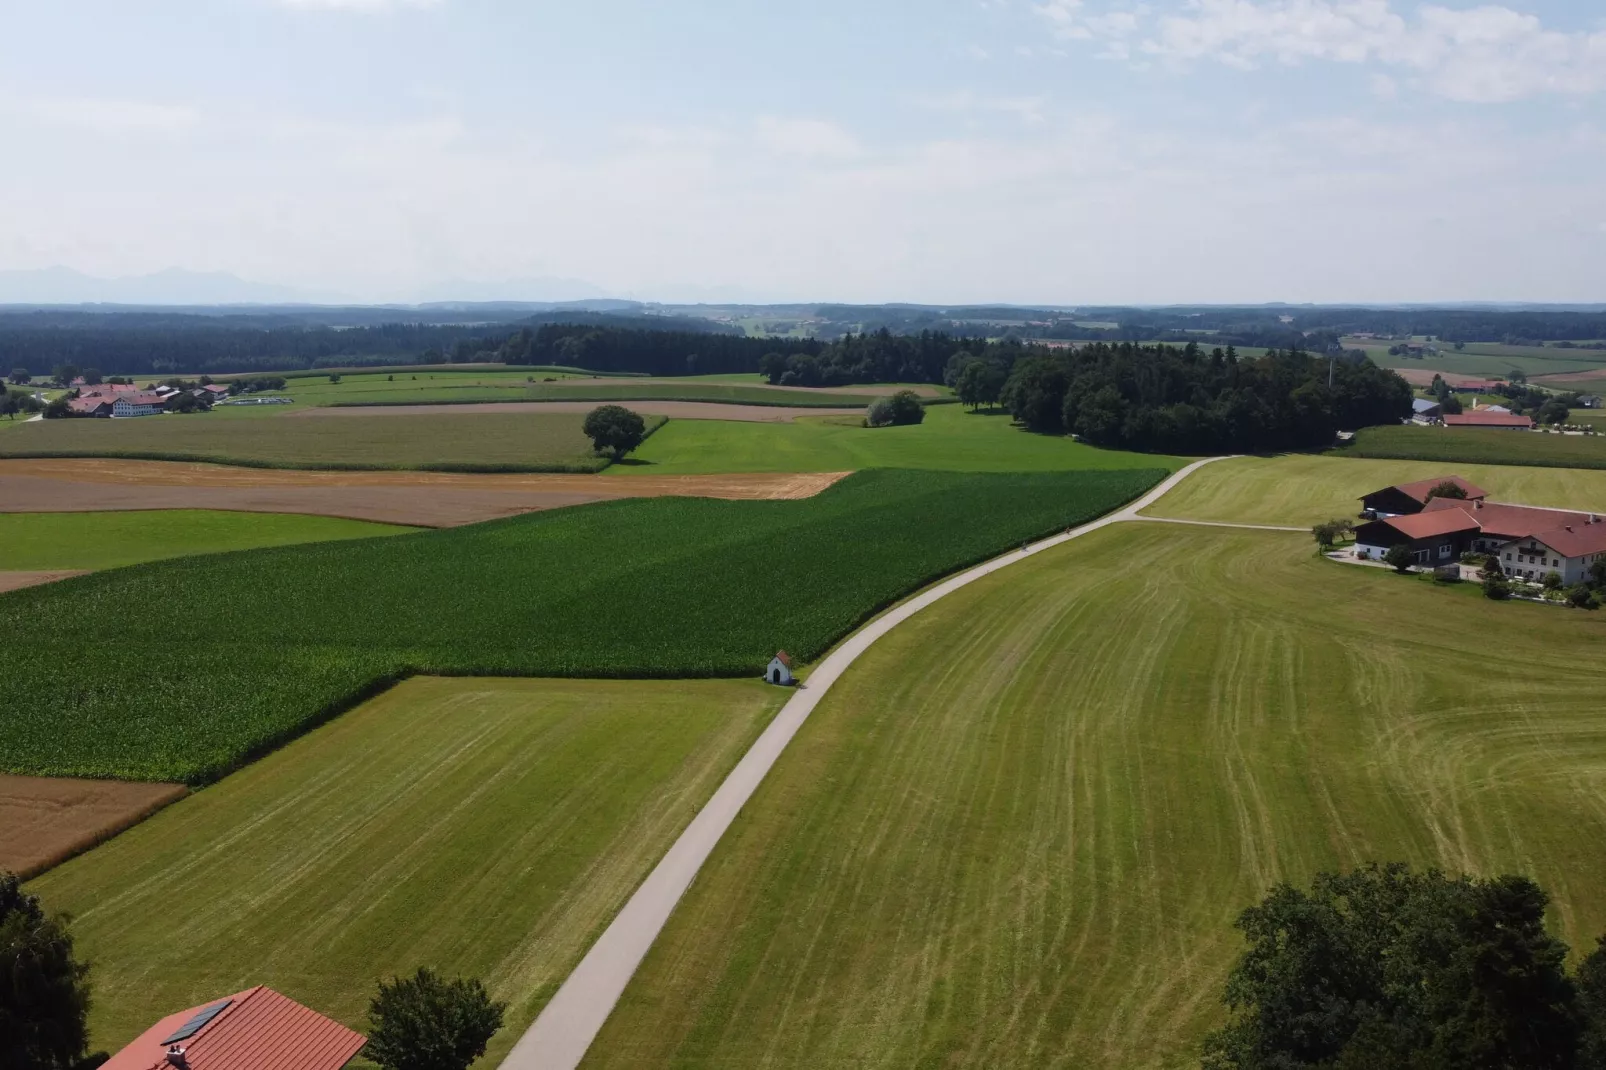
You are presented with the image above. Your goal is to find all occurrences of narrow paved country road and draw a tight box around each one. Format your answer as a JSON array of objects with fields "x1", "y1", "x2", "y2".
[{"x1": 503, "y1": 456, "x2": 1232, "y2": 1070}]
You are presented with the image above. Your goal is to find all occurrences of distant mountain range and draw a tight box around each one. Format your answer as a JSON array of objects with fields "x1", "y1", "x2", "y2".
[{"x1": 0, "y1": 267, "x2": 335, "y2": 306}]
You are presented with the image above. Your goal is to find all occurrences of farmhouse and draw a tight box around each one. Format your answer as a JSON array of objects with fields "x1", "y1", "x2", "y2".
[
  {"x1": 102, "y1": 986, "x2": 365, "y2": 1070},
  {"x1": 1443, "y1": 411, "x2": 1533, "y2": 429},
  {"x1": 1579, "y1": 395, "x2": 1604, "y2": 409},
  {"x1": 67, "y1": 396, "x2": 114, "y2": 417},
  {"x1": 1359, "y1": 475, "x2": 1486, "y2": 518},
  {"x1": 1410, "y1": 398, "x2": 1441, "y2": 421},
  {"x1": 1354, "y1": 478, "x2": 1606, "y2": 581},
  {"x1": 112, "y1": 393, "x2": 167, "y2": 417},
  {"x1": 767, "y1": 651, "x2": 794, "y2": 686}
]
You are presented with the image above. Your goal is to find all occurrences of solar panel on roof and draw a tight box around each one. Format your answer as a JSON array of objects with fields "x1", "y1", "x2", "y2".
[{"x1": 160, "y1": 999, "x2": 233, "y2": 1045}]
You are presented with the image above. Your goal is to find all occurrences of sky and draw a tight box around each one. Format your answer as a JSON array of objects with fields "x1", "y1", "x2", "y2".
[{"x1": 1, "y1": 0, "x2": 1603, "y2": 305}]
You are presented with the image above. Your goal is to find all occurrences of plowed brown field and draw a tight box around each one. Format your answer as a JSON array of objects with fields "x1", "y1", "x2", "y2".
[
  {"x1": 0, "y1": 570, "x2": 89, "y2": 594},
  {"x1": 0, "y1": 460, "x2": 850, "y2": 527},
  {"x1": 0, "y1": 775, "x2": 186, "y2": 878}
]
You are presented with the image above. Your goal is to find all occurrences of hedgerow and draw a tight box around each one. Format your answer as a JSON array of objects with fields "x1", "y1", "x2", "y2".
[{"x1": 0, "y1": 468, "x2": 1162, "y2": 783}]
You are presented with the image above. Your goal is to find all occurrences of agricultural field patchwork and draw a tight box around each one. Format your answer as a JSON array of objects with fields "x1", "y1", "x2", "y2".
[
  {"x1": 586, "y1": 523, "x2": 1606, "y2": 1070},
  {"x1": 1356, "y1": 339, "x2": 1606, "y2": 379},
  {"x1": 0, "y1": 467, "x2": 1163, "y2": 782},
  {"x1": 0, "y1": 410, "x2": 652, "y2": 472},
  {"x1": 1144, "y1": 454, "x2": 1606, "y2": 527},
  {"x1": 1349, "y1": 424, "x2": 1606, "y2": 471},
  {"x1": 28, "y1": 676, "x2": 783, "y2": 1069},
  {"x1": 624, "y1": 403, "x2": 1183, "y2": 474},
  {"x1": 0, "y1": 510, "x2": 417, "y2": 570}
]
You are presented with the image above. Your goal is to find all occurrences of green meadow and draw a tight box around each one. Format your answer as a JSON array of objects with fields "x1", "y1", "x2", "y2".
[
  {"x1": 587, "y1": 523, "x2": 1606, "y2": 1070},
  {"x1": 0, "y1": 510, "x2": 416, "y2": 571},
  {"x1": 29, "y1": 676, "x2": 783, "y2": 1070},
  {"x1": 1349, "y1": 424, "x2": 1606, "y2": 471},
  {"x1": 620, "y1": 404, "x2": 1184, "y2": 474}
]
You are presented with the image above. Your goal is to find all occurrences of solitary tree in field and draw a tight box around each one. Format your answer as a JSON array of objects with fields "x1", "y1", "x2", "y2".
[
  {"x1": 582, "y1": 404, "x2": 647, "y2": 459},
  {"x1": 0, "y1": 873, "x2": 94, "y2": 1070},
  {"x1": 366, "y1": 968, "x2": 505, "y2": 1070},
  {"x1": 1384, "y1": 543, "x2": 1414, "y2": 573}
]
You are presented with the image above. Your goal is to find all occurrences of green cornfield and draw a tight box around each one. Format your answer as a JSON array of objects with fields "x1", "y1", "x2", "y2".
[{"x1": 0, "y1": 468, "x2": 1163, "y2": 784}]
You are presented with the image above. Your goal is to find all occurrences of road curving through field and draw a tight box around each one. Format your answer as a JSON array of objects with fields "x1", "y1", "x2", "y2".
[{"x1": 505, "y1": 456, "x2": 1235, "y2": 1070}]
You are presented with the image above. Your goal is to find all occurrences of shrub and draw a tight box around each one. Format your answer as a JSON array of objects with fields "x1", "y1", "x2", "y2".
[
  {"x1": 1542, "y1": 570, "x2": 1564, "y2": 589},
  {"x1": 1384, "y1": 544, "x2": 1414, "y2": 573},
  {"x1": 1483, "y1": 573, "x2": 1512, "y2": 600},
  {"x1": 865, "y1": 397, "x2": 894, "y2": 427}
]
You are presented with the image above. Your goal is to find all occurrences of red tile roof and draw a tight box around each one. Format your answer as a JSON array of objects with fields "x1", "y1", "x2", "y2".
[
  {"x1": 1519, "y1": 523, "x2": 1606, "y2": 560},
  {"x1": 102, "y1": 987, "x2": 365, "y2": 1070},
  {"x1": 1386, "y1": 475, "x2": 1488, "y2": 505},
  {"x1": 115, "y1": 393, "x2": 168, "y2": 407},
  {"x1": 1443, "y1": 411, "x2": 1533, "y2": 428},
  {"x1": 67, "y1": 397, "x2": 113, "y2": 414},
  {"x1": 1370, "y1": 510, "x2": 1481, "y2": 541},
  {"x1": 773, "y1": 651, "x2": 792, "y2": 667},
  {"x1": 1421, "y1": 497, "x2": 1595, "y2": 541}
]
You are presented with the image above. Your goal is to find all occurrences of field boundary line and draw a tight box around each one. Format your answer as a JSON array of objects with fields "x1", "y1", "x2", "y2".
[{"x1": 503, "y1": 456, "x2": 1229, "y2": 1070}]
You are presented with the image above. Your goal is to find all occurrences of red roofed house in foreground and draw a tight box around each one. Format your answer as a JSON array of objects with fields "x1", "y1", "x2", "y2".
[
  {"x1": 103, "y1": 986, "x2": 365, "y2": 1070},
  {"x1": 1443, "y1": 411, "x2": 1534, "y2": 429}
]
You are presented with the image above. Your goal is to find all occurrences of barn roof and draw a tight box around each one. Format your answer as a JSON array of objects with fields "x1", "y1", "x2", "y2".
[
  {"x1": 102, "y1": 986, "x2": 365, "y2": 1070},
  {"x1": 1443, "y1": 411, "x2": 1533, "y2": 428},
  {"x1": 1364, "y1": 511, "x2": 1481, "y2": 541},
  {"x1": 1421, "y1": 497, "x2": 1595, "y2": 541},
  {"x1": 1368, "y1": 475, "x2": 1488, "y2": 505}
]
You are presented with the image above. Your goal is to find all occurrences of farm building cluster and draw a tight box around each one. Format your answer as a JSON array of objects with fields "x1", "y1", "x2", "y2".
[
  {"x1": 66, "y1": 380, "x2": 230, "y2": 417},
  {"x1": 1353, "y1": 476, "x2": 1606, "y2": 584}
]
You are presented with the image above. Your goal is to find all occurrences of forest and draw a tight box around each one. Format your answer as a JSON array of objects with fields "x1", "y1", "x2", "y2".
[{"x1": 987, "y1": 341, "x2": 1412, "y2": 454}]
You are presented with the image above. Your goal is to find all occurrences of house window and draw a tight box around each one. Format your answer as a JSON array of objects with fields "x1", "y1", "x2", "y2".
[
  {"x1": 1439, "y1": 544, "x2": 1452, "y2": 559},
  {"x1": 1552, "y1": 559, "x2": 1559, "y2": 567},
  {"x1": 1505, "y1": 553, "x2": 1512, "y2": 561}
]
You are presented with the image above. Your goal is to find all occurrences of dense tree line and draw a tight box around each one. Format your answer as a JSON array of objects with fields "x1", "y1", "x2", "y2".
[
  {"x1": 498, "y1": 323, "x2": 818, "y2": 376},
  {"x1": 0, "y1": 311, "x2": 735, "y2": 378},
  {"x1": 759, "y1": 329, "x2": 989, "y2": 386},
  {"x1": 990, "y1": 341, "x2": 1410, "y2": 453}
]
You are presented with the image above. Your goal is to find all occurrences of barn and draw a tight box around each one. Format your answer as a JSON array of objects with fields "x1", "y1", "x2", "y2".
[{"x1": 1359, "y1": 475, "x2": 1487, "y2": 518}]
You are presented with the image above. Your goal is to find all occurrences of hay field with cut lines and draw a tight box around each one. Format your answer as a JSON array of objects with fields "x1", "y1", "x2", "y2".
[
  {"x1": 586, "y1": 523, "x2": 1606, "y2": 1070},
  {"x1": 29, "y1": 676, "x2": 784, "y2": 1068},
  {"x1": 1143, "y1": 453, "x2": 1606, "y2": 527}
]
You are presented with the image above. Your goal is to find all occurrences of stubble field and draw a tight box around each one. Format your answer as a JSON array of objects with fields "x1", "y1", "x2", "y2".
[{"x1": 585, "y1": 523, "x2": 1606, "y2": 1069}]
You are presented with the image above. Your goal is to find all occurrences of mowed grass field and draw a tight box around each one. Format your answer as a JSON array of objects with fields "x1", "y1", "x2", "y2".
[
  {"x1": 622, "y1": 404, "x2": 1183, "y2": 474},
  {"x1": 1349, "y1": 424, "x2": 1606, "y2": 470},
  {"x1": 0, "y1": 510, "x2": 416, "y2": 570},
  {"x1": 0, "y1": 410, "x2": 650, "y2": 472},
  {"x1": 586, "y1": 523, "x2": 1606, "y2": 1070},
  {"x1": 29, "y1": 676, "x2": 784, "y2": 1069},
  {"x1": 1358, "y1": 340, "x2": 1606, "y2": 379},
  {"x1": 1144, "y1": 454, "x2": 1606, "y2": 527}
]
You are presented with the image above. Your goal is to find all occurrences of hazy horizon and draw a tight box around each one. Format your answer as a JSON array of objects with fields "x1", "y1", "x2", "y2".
[{"x1": 3, "y1": 1, "x2": 1603, "y2": 306}]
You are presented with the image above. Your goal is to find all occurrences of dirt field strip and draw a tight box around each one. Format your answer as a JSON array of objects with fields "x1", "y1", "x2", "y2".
[
  {"x1": 504, "y1": 457, "x2": 1227, "y2": 1070},
  {"x1": 0, "y1": 570, "x2": 90, "y2": 594},
  {"x1": 289, "y1": 401, "x2": 865, "y2": 422},
  {"x1": 0, "y1": 461, "x2": 850, "y2": 527},
  {"x1": 0, "y1": 775, "x2": 186, "y2": 878}
]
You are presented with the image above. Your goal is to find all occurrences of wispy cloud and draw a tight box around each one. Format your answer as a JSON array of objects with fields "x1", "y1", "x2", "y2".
[
  {"x1": 754, "y1": 117, "x2": 861, "y2": 159},
  {"x1": 1036, "y1": 0, "x2": 1606, "y2": 102}
]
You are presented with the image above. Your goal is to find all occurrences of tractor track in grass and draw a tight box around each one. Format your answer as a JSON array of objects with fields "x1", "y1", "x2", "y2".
[{"x1": 506, "y1": 456, "x2": 1236, "y2": 1070}]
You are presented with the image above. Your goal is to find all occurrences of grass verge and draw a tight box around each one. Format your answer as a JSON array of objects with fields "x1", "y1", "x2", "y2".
[
  {"x1": 28, "y1": 676, "x2": 784, "y2": 1069},
  {"x1": 584, "y1": 523, "x2": 1606, "y2": 1070},
  {"x1": 0, "y1": 467, "x2": 1164, "y2": 783}
]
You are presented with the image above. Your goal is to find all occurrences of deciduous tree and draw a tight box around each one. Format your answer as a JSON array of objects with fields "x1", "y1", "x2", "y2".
[
  {"x1": 365, "y1": 967, "x2": 505, "y2": 1070},
  {"x1": 0, "y1": 873, "x2": 94, "y2": 1070},
  {"x1": 1384, "y1": 543, "x2": 1414, "y2": 573},
  {"x1": 582, "y1": 404, "x2": 647, "y2": 459}
]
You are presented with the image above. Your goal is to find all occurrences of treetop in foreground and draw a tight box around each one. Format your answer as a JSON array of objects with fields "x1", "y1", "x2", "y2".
[
  {"x1": 366, "y1": 967, "x2": 505, "y2": 1070},
  {"x1": 1203, "y1": 862, "x2": 1606, "y2": 1070}
]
